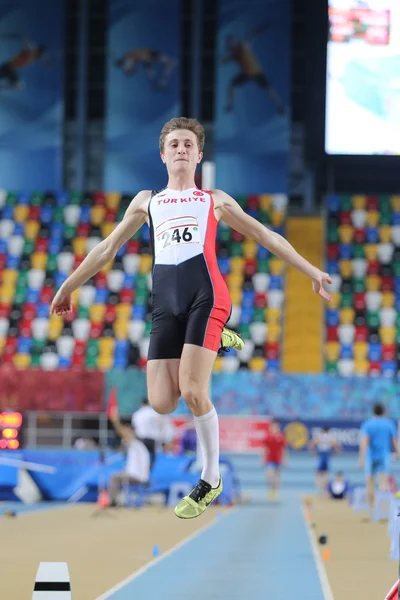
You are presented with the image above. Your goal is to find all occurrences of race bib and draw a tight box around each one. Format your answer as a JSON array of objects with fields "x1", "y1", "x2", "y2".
[{"x1": 154, "y1": 216, "x2": 201, "y2": 256}]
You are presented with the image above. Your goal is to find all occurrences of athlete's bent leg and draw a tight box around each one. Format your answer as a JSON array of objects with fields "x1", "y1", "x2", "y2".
[{"x1": 147, "y1": 358, "x2": 181, "y2": 415}]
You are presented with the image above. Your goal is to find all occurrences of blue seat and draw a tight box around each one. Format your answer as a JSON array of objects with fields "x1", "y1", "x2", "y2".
[
  {"x1": 123, "y1": 273, "x2": 136, "y2": 288},
  {"x1": 326, "y1": 260, "x2": 339, "y2": 275},
  {"x1": 267, "y1": 359, "x2": 280, "y2": 371},
  {"x1": 59, "y1": 356, "x2": 71, "y2": 369},
  {"x1": 326, "y1": 309, "x2": 339, "y2": 327},
  {"x1": 218, "y1": 257, "x2": 230, "y2": 275},
  {"x1": 242, "y1": 290, "x2": 254, "y2": 309},
  {"x1": 132, "y1": 305, "x2": 146, "y2": 320},
  {"x1": 26, "y1": 289, "x2": 40, "y2": 304},
  {"x1": 368, "y1": 343, "x2": 381, "y2": 362},
  {"x1": 382, "y1": 361, "x2": 396, "y2": 377},
  {"x1": 36, "y1": 303, "x2": 49, "y2": 319},
  {"x1": 273, "y1": 226, "x2": 284, "y2": 237},
  {"x1": 55, "y1": 272, "x2": 67, "y2": 289},
  {"x1": 80, "y1": 206, "x2": 91, "y2": 223},
  {"x1": 340, "y1": 344, "x2": 353, "y2": 360},
  {"x1": 247, "y1": 209, "x2": 259, "y2": 220},
  {"x1": 7, "y1": 255, "x2": 20, "y2": 269},
  {"x1": 17, "y1": 337, "x2": 32, "y2": 353},
  {"x1": 51, "y1": 223, "x2": 64, "y2": 238},
  {"x1": 41, "y1": 207, "x2": 53, "y2": 225},
  {"x1": 2, "y1": 206, "x2": 13, "y2": 220},
  {"x1": 142, "y1": 224, "x2": 150, "y2": 242},
  {"x1": 0, "y1": 240, "x2": 6, "y2": 252},
  {"x1": 339, "y1": 244, "x2": 352, "y2": 260},
  {"x1": 116, "y1": 244, "x2": 127, "y2": 258},
  {"x1": 95, "y1": 288, "x2": 108, "y2": 304},
  {"x1": 327, "y1": 195, "x2": 340, "y2": 213},
  {"x1": 13, "y1": 223, "x2": 24, "y2": 236},
  {"x1": 17, "y1": 193, "x2": 30, "y2": 206},
  {"x1": 49, "y1": 239, "x2": 63, "y2": 255},
  {"x1": 56, "y1": 192, "x2": 68, "y2": 207},
  {"x1": 366, "y1": 227, "x2": 379, "y2": 243},
  {"x1": 269, "y1": 276, "x2": 283, "y2": 290},
  {"x1": 392, "y1": 213, "x2": 400, "y2": 226},
  {"x1": 240, "y1": 309, "x2": 253, "y2": 325},
  {"x1": 257, "y1": 245, "x2": 271, "y2": 259}
]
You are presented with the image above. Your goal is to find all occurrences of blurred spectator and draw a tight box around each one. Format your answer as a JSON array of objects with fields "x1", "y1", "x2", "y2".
[
  {"x1": 309, "y1": 426, "x2": 340, "y2": 496},
  {"x1": 327, "y1": 471, "x2": 349, "y2": 500},
  {"x1": 132, "y1": 398, "x2": 173, "y2": 469}
]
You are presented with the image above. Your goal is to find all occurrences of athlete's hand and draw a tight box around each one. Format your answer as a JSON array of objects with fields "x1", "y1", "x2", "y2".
[
  {"x1": 50, "y1": 289, "x2": 72, "y2": 316},
  {"x1": 311, "y1": 271, "x2": 332, "y2": 302}
]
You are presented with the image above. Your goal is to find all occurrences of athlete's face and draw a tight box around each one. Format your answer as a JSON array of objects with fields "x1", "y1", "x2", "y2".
[{"x1": 161, "y1": 129, "x2": 203, "y2": 176}]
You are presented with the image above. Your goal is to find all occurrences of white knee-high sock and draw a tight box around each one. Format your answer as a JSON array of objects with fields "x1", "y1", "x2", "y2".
[{"x1": 193, "y1": 407, "x2": 220, "y2": 488}]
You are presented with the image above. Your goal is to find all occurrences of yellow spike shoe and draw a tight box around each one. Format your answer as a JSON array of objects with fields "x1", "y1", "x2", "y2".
[
  {"x1": 220, "y1": 328, "x2": 244, "y2": 352},
  {"x1": 174, "y1": 478, "x2": 223, "y2": 519}
]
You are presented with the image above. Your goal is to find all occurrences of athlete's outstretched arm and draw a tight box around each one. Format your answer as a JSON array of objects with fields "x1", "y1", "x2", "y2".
[
  {"x1": 50, "y1": 190, "x2": 150, "y2": 315},
  {"x1": 214, "y1": 189, "x2": 332, "y2": 301}
]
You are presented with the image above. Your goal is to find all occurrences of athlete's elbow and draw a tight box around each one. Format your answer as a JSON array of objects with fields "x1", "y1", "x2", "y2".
[{"x1": 97, "y1": 240, "x2": 117, "y2": 264}]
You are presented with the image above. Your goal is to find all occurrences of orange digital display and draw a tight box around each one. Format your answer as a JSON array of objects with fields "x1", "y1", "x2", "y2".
[{"x1": 0, "y1": 412, "x2": 23, "y2": 450}]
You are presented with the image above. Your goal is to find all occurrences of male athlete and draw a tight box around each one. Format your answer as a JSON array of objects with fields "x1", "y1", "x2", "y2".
[
  {"x1": 309, "y1": 425, "x2": 340, "y2": 496},
  {"x1": 51, "y1": 117, "x2": 332, "y2": 519},
  {"x1": 114, "y1": 48, "x2": 176, "y2": 90},
  {"x1": 359, "y1": 403, "x2": 398, "y2": 509},
  {"x1": 263, "y1": 419, "x2": 286, "y2": 501},
  {"x1": 222, "y1": 28, "x2": 285, "y2": 114}
]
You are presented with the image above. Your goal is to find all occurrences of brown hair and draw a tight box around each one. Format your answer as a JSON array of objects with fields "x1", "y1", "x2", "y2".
[{"x1": 159, "y1": 117, "x2": 205, "y2": 153}]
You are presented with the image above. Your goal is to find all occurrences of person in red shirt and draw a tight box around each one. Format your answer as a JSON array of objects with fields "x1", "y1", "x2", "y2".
[{"x1": 263, "y1": 419, "x2": 286, "y2": 501}]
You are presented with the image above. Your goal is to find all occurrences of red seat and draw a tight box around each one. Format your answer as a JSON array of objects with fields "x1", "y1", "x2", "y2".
[
  {"x1": 40, "y1": 285, "x2": 53, "y2": 304},
  {"x1": 95, "y1": 272, "x2": 108, "y2": 288},
  {"x1": 120, "y1": 289, "x2": 134, "y2": 304},
  {"x1": 367, "y1": 260, "x2": 380, "y2": 276},
  {"x1": 126, "y1": 240, "x2": 140, "y2": 254},
  {"x1": 326, "y1": 244, "x2": 339, "y2": 260},
  {"x1": 254, "y1": 293, "x2": 267, "y2": 309},
  {"x1": 247, "y1": 195, "x2": 259, "y2": 210},
  {"x1": 381, "y1": 276, "x2": 394, "y2": 292},
  {"x1": 36, "y1": 238, "x2": 49, "y2": 253},
  {"x1": 73, "y1": 256, "x2": 85, "y2": 270},
  {"x1": 266, "y1": 342, "x2": 279, "y2": 360},
  {"x1": 339, "y1": 212, "x2": 352, "y2": 226},
  {"x1": 4, "y1": 337, "x2": 17, "y2": 353},
  {"x1": 232, "y1": 230, "x2": 244, "y2": 243},
  {"x1": 368, "y1": 360, "x2": 381, "y2": 375},
  {"x1": 74, "y1": 340, "x2": 87, "y2": 356},
  {"x1": 382, "y1": 344, "x2": 396, "y2": 361},
  {"x1": 22, "y1": 303, "x2": 36, "y2": 320},
  {"x1": 104, "y1": 305, "x2": 116, "y2": 324},
  {"x1": 355, "y1": 326, "x2": 368, "y2": 342},
  {"x1": 0, "y1": 254, "x2": 7, "y2": 270},
  {"x1": 366, "y1": 196, "x2": 379, "y2": 211},
  {"x1": 105, "y1": 208, "x2": 117, "y2": 222},
  {"x1": 93, "y1": 192, "x2": 106, "y2": 206},
  {"x1": 354, "y1": 293, "x2": 366, "y2": 311},
  {"x1": 19, "y1": 319, "x2": 32, "y2": 337},
  {"x1": 326, "y1": 326, "x2": 338, "y2": 342},
  {"x1": 72, "y1": 353, "x2": 85, "y2": 367},
  {"x1": 244, "y1": 259, "x2": 257, "y2": 278},
  {"x1": 354, "y1": 228, "x2": 366, "y2": 244},
  {"x1": 28, "y1": 206, "x2": 41, "y2": 220},
  {"x1": 77, "y1": 223, "x2": 90, "y2": 237},
  {"x1": 89, "y1": 322, "x2": 103, "y2": 339},
  {"x1": 137, "y1": 357, "x2": 147, "y2": 369}
]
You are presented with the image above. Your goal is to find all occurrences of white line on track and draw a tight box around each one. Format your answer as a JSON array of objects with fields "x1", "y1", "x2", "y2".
[{"x1": 302, "y1": 506, "x2": 335, "y2": 600}]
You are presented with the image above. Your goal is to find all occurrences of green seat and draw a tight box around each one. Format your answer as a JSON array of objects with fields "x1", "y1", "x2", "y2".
[
  {"x1": 135, "y1": 274, "x2": 147, "y2": 290},
  {"x1": 144, "y1": 321, "x2": 152, "y2": 337},
  {"x1": 78, "y1": 306, "x2": 90, "y2": 319},
  {"x1": 64, "y1": 224, "x2": 76, "y2": 241},
  {"x1": 393, "y1": 261, "x2": 400, "y2": 276},
  {"x1": 69, "y1": 191, "x2": 82, "y2": 205},
  {"x1": 396, "y1": 330, "x2": 400, "y2": 345},
  {"x1": 352, "y1": 278, "x2": 366, "y2": 293},
  {"x1": 367, "y1": 311, "x2": 380, "y2": 328},
  {"x1": 32, "y1": 339, "x2": 46, "y2": 351},
  {"x1": 253, "y1": 308, "x2": 265, "y2": 322},
  {"x1": 259, "y1": 211, "x2": 271, "y2": 225},
  {"x1": 6, "y1": 192, "x2": 17, "y2": 206},
  {"x1": 14, "y1": 290, "x2": 26, "y2": 305},
  {"x1": 31, "y1": 355, "x2": 41, "y2": 367},
  {"x1": 257, "y1": 259, "x2": 269, "y2": 273},
  {"x1": 239, "y1": 323, "x2": 251, "y2": 339},
  {"x1": 47, "y1": 255, "x2": 58, "y2": 273},
  {"x1": 23, "y1": 239, "x2": 35, "y2": 255},
  {"x1": 380, "y1": 213, "x2": 391, "y2": 226},
  {"x1": 396, "y1": 313, "x2": 400, "y2": 328},
  {"x1": 325, "y1": 360, "x2": 338, "y2": 374},
  {"x1": 231, "y1": 242, "x2": 242, "y2": 257},
  {"x1": 220, "y1": 227, "x2": 231, "y2": 243},
  {"x1": 53, "y1": 207, "x2": 64, "y2": 223},
  {"x1": 235, "y1": 196, "x2": 247, "y2": 208},
  {"x1": 340, "y1": 292, "x2": 353, "y2": 308},
  {"x1": 31, "y1": 192, "x2": 44, "y2": 206},
  {"x1": 353, "y1": 245, "x2": 365, "y2": 259},
  {"x1": 327, "y1": 228, "x2": 339, "y2": 243},
  {"x1": 340, "y1": 196, "x2": 352, "y2": 211},
  {"x1": 85, "y1": 356, "x2": 97, "y2": 368},
  {"x1": 380, "y1": 195, "x2": 391, "y2": 213}
]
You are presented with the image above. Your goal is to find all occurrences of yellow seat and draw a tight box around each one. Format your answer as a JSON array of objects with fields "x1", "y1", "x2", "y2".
[
  {"x1": 90, "y1": 304, "x2": 106, "y2": 322},
  {"x1": 339, "y1": 225, "x2": 353, "y2": 244},
  {"x1": 352, "y1": 195, "x2": 366, "y2": 210},
  {"x1": 353, "y1": 341, "x2": 368, "y2": 360},
  {"x1": 0, "y1": 337, "x2": 5, "y2": 354},
  {"x1": 379, "y1": 226, "x2": 392, "y2": 243},
  {"x1": 265, "y1": 307, "x2": 280, "y2": 324},
  {"x1": 91, "y1": 206, "x2": 106, "y2": 226},
  {"x1": 259, "y1": 194, "x2": 272, "y2": 211},
  {"x1": 106, "y1": 192, "x2": 121, "y2": 209},
  {"x1": 25, "y1": 221, "x2": 39, "y2": 240},
  {"x1": 227, "y1": 273, "x2": 244, "y2": 290},
  {"x1": 329, "y1": 293, "x2": 341, "y2": 309},
  {"x1": 1, "y1": 270, "x2": 18, "y2": 286},
  {"x1": 380, "y1": 327, "x2": 396, "y2": 344},
  {"x1": 97, "y1": 355, "x2": 113, "y2": 370},
  {"x1": 114, "y1": 320, "x2": 129, "y2": 340},
  {"x1": 364, "y1": 245, "x2": 377, "y2": 260},
  {"x1": 99, "y1": 338, "x2": 115, "y2": 354},
  {"x1": 325, "y1": 342, "x2": 340, "y2": 361},
  {"x1": 213, "y1": 356, "x2": 223, "y2": 373},
  {"x1": 100, "y1": 260, "x2": 113, "y2": 274},
  {"x1": 267, "y1": 323, "x2": 281, "y2": 342},
  {"x1": 271, "y1": 210, "x2": 284, "y2": 227},
  {"x1": 366, "y1": 211, "x2": 379, "y2": 227},
  {"x1": 31, "y1": 252, "x2": 47, "y2": 270},
  {"x1": 269, "y1": 258, "x2": 284, "y2": 276},
  {"x1": 249, "y1": 357, "x2": 266, "y2": 372},
  {"x1": 243, "y1": 240, "x2": 257, "y2": 259},
  {"x1": 139, "y1": 255, "x2": 153, "y2": 274},
  {"x1": 366, "y1": 275, "x2": 381, "y2": 292},
  {"x1": 381, "y1": 292, "x2": 394, "y2": 308},
  {"x1": 391, "y1": 195, "x2": 400, "y2": 212},
  {"x1": 13, "y1": 353, "x2": 31, "y2": 369},
  {"x1": 230, "y1": 289, "x2": 242, "y2": 305},
  {"x1": 340, "y1": 308, "x2": 355, "y2": 325},
  {"x1": 14, "y1": 205, "x2": 29, "y2": 223},
  {"x1": 0, "y1": 285, "x2": 15, "y2": 304},
  {"x1": 48, "y1": 317, "x2": 64, "y2": 341},
  {"x1": 101, "y1": 223, "x2": 115, "y2": 238},
  {"x1": 230, "y1": 257, "x2": 244, "y2": 274},
  {"x1": 115, "y1": 304, "x2": 132, "y2": 320},
  {"x1": 72, "y1": 237, "x2": 87, "y2": 256},
  {"x1": 354, "y1": 358, "x2": 369, "y2": 375},
  {"x1": 339, "y1": 260, "x2": 352, "y2": 279}
]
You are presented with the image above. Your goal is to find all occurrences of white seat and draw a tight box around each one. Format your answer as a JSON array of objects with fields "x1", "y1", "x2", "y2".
[
  {"x1": 392, "y1": 226, "x2": 400, "y2": 246},
  {"x1": 56, "y1": 336, "x2": 75, "y2": 357},
  {"x1": 221, "y1": 356, "x2": 240, "y2": 373},
  {"x1": 338, "y1": 324, "x2": 355, "y2": 345},
  {"x1": 123, "y1": 254, "x2": 140, "y2": 274},
  {"x1": 351, "y1": 209, "x2": 367, "y2": 228},
  {"x1": 57, "y1": 252, "x2": 74, "y2": 274},
  {"x1": 338, "y1": 359, "x2": 354, "y2": 377},
  {"x1": 107, "y1": 270, "x2": 124, "y2": 292},
  {"x1": 139, "y1": 337, "x2": 150, "y2": 359},
  {"x1": 27, "y1": 269, "x2": 45, "y2": 290},
  {"x1": 63, "y1": 205, "x2": 80, "y2": 226},
  {"x1": 32, "y1": 318, "x2": 49, "y2": 340},
  {"x1": 352, "y1": 259, "x2": 367, "y2": 278},
  {"x1": 0, "y1": 318, "x2": 9, "y2": 337},
  {"x1": 268, "y1": 290, "x2": 284, "y2": 309},
  {"x1": 8, "y1": 235, "x2": 24, "y2": 256},
  {"x1": 238, "y1": 340, "x2": 254, "y2": 363},
  {"x1": 272, "y1": 194, "x2": 288, "y2": 213},
  {"x1": 327, "y1": 274, "x2": 341, "y2": 294},
  {"x1": 377, "y1": 243, "x2": 394, "y2": 264},
  {"x1": 366, "y1": 291, "x2": 382, "y2": 311},
  {"x1": 146, "y1": 273, "x2": 152, "y2": 291},
  {"x1": 252, "y1": 273, "x2": 270, "y2": 293},
  {"x1": 87, "y1": 236, "x2": 102, "y2": 253},
  {"x1": 250, "y1": 322, "x2": 266, "y2": 345},
  {"x1": 79, "y1": 285, "x2": 96, "y2": 307},
  {"x1": 128, "y1": 320, "x2": 145, "y2": 343},
  {"x1": 228, "y1": 306, "x2": 241, "y2": 328},
  {"x1": 72, "y1": 319, "x2": 90, "y2": 340},
  {"x1": 380, "y1": 308, "x2": 396, "y2": 327},
  {"x1": 40, "y1": 352, "x2": 59, "y2": 370},
  {"x1": 0, "y1": 219, "x2": 14, "y2": 239},
  {"x1": 0, "y1": 189, "x2": 6, "y2": 209}
]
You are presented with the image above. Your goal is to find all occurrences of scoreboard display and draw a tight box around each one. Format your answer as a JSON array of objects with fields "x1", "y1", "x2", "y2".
[{"x1": 0, "y1": 412, "x2": 23, "y2": 449}]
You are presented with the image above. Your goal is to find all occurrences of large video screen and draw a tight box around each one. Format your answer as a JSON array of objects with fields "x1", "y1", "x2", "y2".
[{"x1": 325, "y1": 0, "x2": 400, "y2": 155}]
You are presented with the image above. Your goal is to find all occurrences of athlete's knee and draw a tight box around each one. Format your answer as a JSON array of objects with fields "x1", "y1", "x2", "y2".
[
  {"x1": 180, "y1": 386, "x2": 208, "y2": 413},
  {"x1": 148, "y1": 393, "x2": 179, "y2": 415}
]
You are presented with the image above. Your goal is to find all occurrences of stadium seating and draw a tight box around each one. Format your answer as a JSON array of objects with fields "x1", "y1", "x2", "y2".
[
  {"x1": 325, "y1": 194, "x2": 400, "y2": 377},
  {"x1": 0, "y1": 190, "x2": 287, "y2": 373}
]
